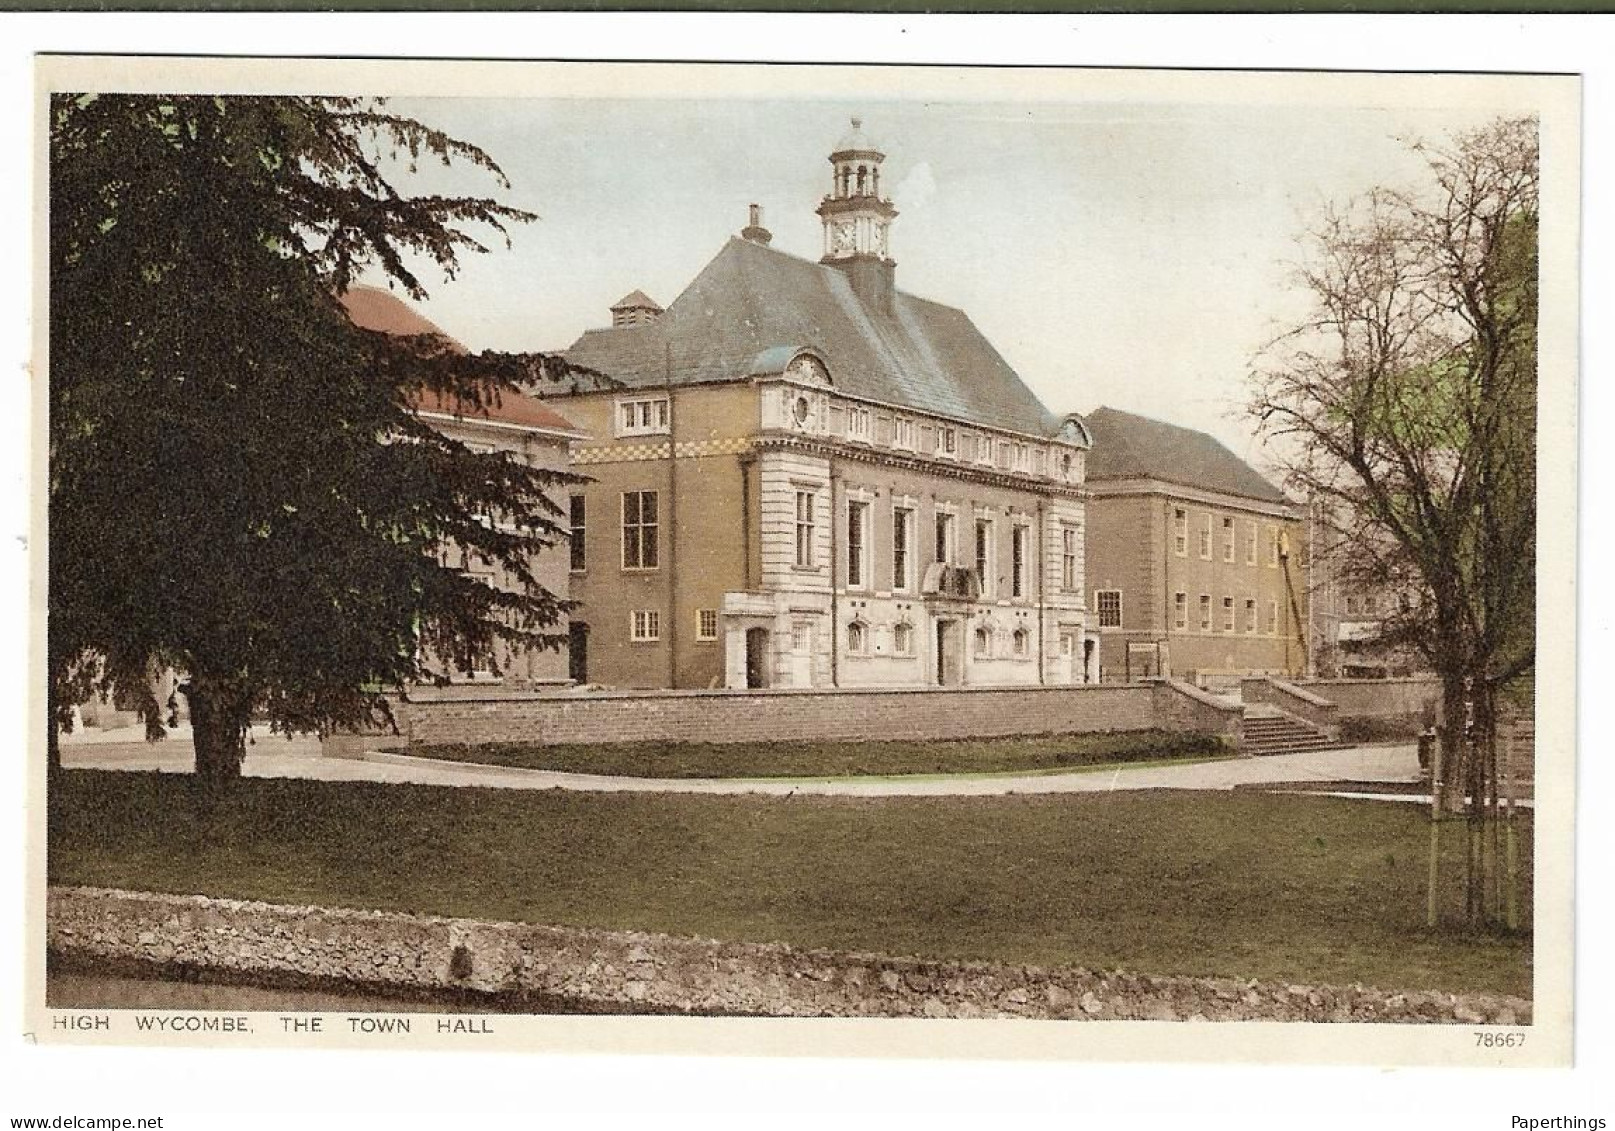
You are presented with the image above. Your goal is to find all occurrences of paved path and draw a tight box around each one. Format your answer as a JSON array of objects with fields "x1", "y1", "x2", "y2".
[{"x1": 61, "y1": 724, "x2": 1421, "y2": 798}]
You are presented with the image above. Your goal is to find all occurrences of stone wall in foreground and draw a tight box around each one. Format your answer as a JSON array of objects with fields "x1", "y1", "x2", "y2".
[{"x1": 47, "y1": 887, "x2": 1528, "y2": 1025}]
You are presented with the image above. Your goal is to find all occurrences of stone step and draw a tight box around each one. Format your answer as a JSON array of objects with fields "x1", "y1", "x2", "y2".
[{"x1": 1239, "y1": 712, "x2": 1346, "y2": 756}]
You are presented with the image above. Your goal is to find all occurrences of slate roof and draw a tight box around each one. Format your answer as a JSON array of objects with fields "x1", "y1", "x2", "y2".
[
  {"x1": 340, "y1": 286, "x2": 580, "y2": 435},
  {"x1": 563, "y1": 237, "x2": 1062, "y2": 438},
  {"x1": 1084, "y1": 406, "x2": 1289, "y2": 505}
]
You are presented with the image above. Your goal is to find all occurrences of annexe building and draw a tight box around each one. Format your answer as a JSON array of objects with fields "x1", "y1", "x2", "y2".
[
  {"x1": 341, "y1": 285, "x2": 586, "y2": 689},
  {"x1": 549, "y1": 120, "x2": 1096, "y2": 691},
  {"x1": 1083, "y1": 406, "x2": 1308, "y2": 682}
]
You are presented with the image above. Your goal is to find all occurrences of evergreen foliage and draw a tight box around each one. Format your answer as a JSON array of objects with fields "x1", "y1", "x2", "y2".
[{"x1": 49, "y1": 94, "x2": 588, "y2": 789}]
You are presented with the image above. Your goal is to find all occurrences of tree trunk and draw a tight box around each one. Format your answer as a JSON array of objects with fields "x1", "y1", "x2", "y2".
[
  {"x1": 186, "y1": 674, "x2": 251, "y2": 795},
  {"x1": 1438, "y1": 673, "x2": 1469, "y2": 816},
  {"x1": 46, "y1": 675, "x2": 62, "y2": 783}
]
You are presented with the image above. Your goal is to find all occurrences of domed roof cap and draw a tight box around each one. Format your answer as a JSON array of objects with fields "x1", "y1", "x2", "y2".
[{"x1": 831, "y1": 117, "x2": 884, "y2": 159}]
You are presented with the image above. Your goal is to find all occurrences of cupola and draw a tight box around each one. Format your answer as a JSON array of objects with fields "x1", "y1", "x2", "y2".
[{"x1": 609, "y1": 289, "x2": 664, "y2": 328}]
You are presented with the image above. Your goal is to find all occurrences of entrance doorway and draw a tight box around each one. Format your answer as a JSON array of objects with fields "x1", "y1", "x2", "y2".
[
  {"x1": 567, "y1": 622, "x2": 589, "y2": 684},
  {"x1": 745, "y1": 627, "x2": 770, "y2": 689},
  {"x1": 935, "y1": 619, "x2": 962, "y2": 686}
]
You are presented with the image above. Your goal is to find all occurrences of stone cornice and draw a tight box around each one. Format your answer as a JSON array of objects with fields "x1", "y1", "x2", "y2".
[{"x1": 755, "y1": 434, "x2": 1089, "y2": 500}]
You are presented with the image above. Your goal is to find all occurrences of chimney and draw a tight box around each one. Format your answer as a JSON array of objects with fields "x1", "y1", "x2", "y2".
[
  {"x1": 840, "y1": 256, "x2": 896, "y2": 316},
  {"x1": 741, "y1": 203, "x2": 773, "y2": 245}
]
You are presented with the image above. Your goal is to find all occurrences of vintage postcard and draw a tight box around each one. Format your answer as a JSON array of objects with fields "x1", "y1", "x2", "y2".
[{"x1": 28, "y1": 54, "x2": 1579, "y2": 1068}]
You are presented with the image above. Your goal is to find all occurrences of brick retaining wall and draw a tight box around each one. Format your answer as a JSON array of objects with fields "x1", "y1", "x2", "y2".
[
  {"x1": 47, "y1": 887, "x2": 1528, "y2": 1024},
  {"x1": 394, "y1": 681, "x2": 1239, "y2": 749}
]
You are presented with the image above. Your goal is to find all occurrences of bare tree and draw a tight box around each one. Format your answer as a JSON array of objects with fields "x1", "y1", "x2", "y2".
[{"x1": 1251, "y1": 117, "x2": 1538, "y2": 929}]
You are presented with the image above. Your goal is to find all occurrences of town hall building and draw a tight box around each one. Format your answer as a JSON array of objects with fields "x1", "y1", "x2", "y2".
[{"x1": 546, "y1": 120, "x2": 1097, "y2": 691}]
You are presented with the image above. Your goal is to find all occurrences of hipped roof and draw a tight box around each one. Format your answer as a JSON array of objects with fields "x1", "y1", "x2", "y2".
[
  {"x1": 1084, "y1": 406, "x2": 1289, "y2": 505},
  {"x1": 563, "y1": 237, "x2": 1063, "y2": 438}
]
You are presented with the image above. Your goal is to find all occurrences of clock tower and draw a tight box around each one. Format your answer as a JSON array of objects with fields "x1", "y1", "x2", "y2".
[{"x1": 816, "y1": 118, "x2": 898, "y2": 266}]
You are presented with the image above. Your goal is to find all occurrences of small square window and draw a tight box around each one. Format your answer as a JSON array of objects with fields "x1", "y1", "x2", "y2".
[
  {"x1": 630, "y1": 609, "x2": 661, "y2": 642},
  {"x1": 697, "y1": 609, "x2": 718, "y2": 641}
]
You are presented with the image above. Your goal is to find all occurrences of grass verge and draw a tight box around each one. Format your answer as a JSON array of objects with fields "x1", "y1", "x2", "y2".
[
  {"x1": 409, "y1": 729, "x2": 1227, "y2": 779},
  {"x1": 50, "y1": 771, "x2": 1531, "y2": 997}
]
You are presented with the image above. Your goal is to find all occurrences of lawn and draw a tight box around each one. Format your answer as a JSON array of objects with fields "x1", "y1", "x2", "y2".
[
  {"x1": 48, "y1": 771, "x2": 1532, "y2": 998},
  {"x1": 409, "y1": 729, "x2": 1229, "y2": 779}
]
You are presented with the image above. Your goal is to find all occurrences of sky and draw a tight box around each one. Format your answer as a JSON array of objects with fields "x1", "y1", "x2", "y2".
[{"x1": 360, "y1": 83, "x2": 1525, "y2": 480}]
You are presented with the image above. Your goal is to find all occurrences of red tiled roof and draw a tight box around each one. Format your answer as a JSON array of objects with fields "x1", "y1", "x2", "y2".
[{"x1": 340, "y1": 285, "x2": 580, "y2": 436}]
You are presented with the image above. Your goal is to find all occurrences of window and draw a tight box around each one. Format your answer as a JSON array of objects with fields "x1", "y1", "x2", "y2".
[
  {"x1": 847, "y1": 620, "x2": 868, "y2": 653},
  {"x1": 1244, "y1": 598, "x2": 1258, "y2": 634},
  {"x1": 1345, "y1": 595, "x2": 1361, "y2": 616},
  {"x1": 975, "y1": 518, "x2": 993, "y2": 595},
  {"x1": 1061, "y1": 527, "x2": 1081, "y2": 591},
  {"x1": 894, "y1": 417, "x2": 916, "y2": 450},
  {"x1": 1199, "y1": 513, "x2": 1213, "y2": 560},
  {"x1": 937, "y1": 426, "x2": 957, "y2": 456},
  {"x1": 976, "y1": 435, "x2": 995, "y2": 465},
  {"x1": 568, "y1": 494, "x2": 586, "y2": 572},
  {"x1": 893, "y1": 506, "x2": 913, "y2": 590},
  {"x1": 1199, "y1": 595, "x2": 1212, "y2": 632},
  {"x1": 1174, "y1": 508, "x2": 1188, "y2": 556},
  {"x1": 1246, "y1": 522, "x2": 1259, "y2": 566},
  {"x1": 1095, "y1": 590, "x2": 1122, "y2": 629},
  {"x1": 795, "y1": 490, "x2": 816, "y2": 569},
  {"x1": 1011, "y1": 525, "x2": 1029, "y2": 599},
  {"x1": 1174, "y1": 592, "x2": 1187, "y2": 630},
  {"x1": 1266, "y1": 599, "x2": 1279, "y2": 635},
  {"x1": 622, "y1": 491, "x2": 659, "y2": 569},
  {"x1": 1267, "y1": 525, "x2": 1280, "y2": 568},
  {"x1": 630, "y1": 609, "x2": 661, "y2": 642},
  {"x1": 847, "y1": 406, "x2": 871, "y2": 441},
  {"x1": 697, "y1": 609, "x2": 718, "y2": 641},
  {"x1": 974, "y1": 626, "x2": 992, "y2": 657},
  {"x1": 1222, "y1": 596, "x2": 1235, "y2": 632},
  {"x1": 791, "y1": 622, "x2": 812, "y2": 653},
  {"x1": 1222, "y1": 517, "x2": 1235, "y2": 563},
  {"x1": 1364, "y1": 595, "x2": 1379, "y2": 615},
  {"x1": 935, "y1": 511, "x2": 956, "y2": 565},
  {"x1": 1011, "y1": 443, "x2": 1031, "y2": 473},
  {"x1": 847, "y1": 500, "x2": 869, "y2": 588},
  {"x1": 616, "y1": 396, "x2": 670, "y2": 437},
  {"x1": 893, "y1": 621, "x2": 914, "y2": 655},
  {"x1": 1012, "y1": 627, "x2": 1030, "y2": 656}
]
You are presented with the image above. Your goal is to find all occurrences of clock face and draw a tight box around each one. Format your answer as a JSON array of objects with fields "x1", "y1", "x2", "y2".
[{"x1": 832, "y1": 221, "x2": 857, "y2": 252}]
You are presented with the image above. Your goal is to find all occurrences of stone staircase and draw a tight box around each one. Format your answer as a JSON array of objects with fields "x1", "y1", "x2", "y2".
[{"x1": 1241, "y1": 705, "x2": 1349, "y2": 756}]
